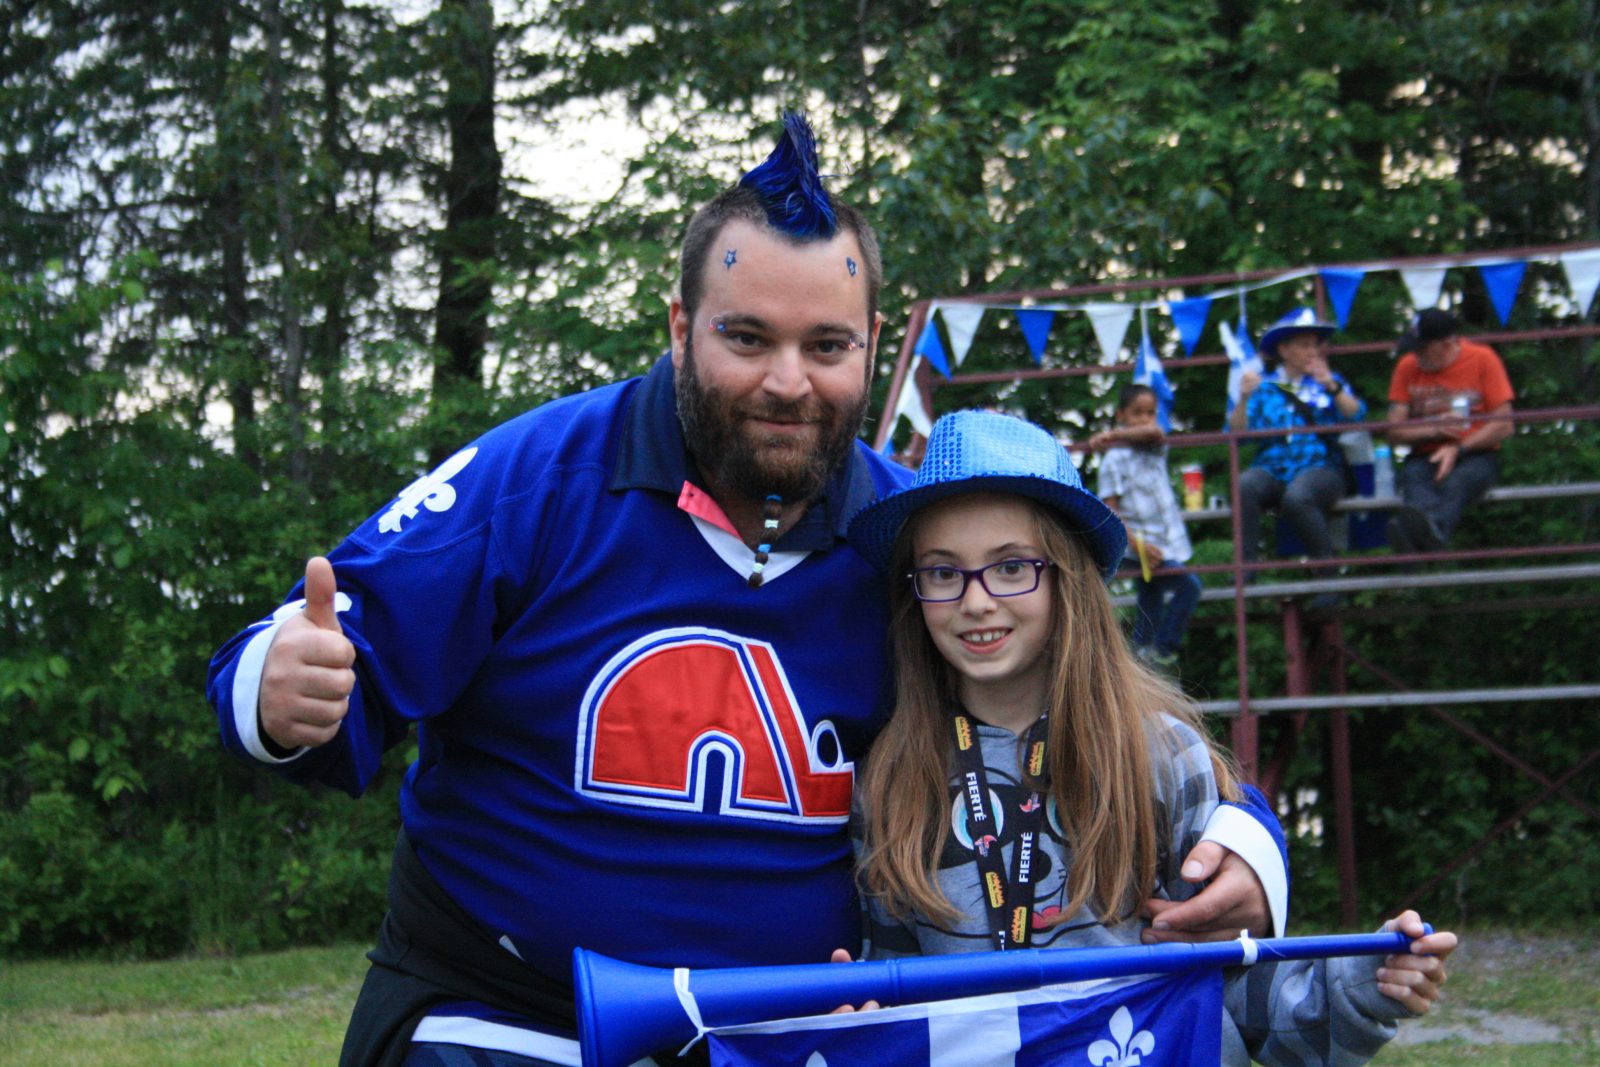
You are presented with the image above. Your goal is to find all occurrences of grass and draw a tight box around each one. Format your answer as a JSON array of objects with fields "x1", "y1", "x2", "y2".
[
  {"x1": 1369, "y1": 928, "x2": 1599, "y2": 1066},
  {"x1": 0, "y1": 944, "x2": 368, "y2": 1066},
  {"x1": 1, "y1": 928, "x2": 1595, "y2": 1065}
]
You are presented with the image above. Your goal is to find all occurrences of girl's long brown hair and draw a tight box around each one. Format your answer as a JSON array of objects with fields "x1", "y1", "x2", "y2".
[{"x1": 856, "y1": 496, "x2": 1239, "y2": 928}]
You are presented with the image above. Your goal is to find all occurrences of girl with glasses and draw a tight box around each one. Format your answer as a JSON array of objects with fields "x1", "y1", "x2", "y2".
[{"x1": 843, "y1": 410, "x2": 1454, "y2": 1064}]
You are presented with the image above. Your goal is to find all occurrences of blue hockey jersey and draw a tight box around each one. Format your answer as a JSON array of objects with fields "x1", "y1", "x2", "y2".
[{"x1": 209, "y1": 355, "x2": 912, "y2": 983}]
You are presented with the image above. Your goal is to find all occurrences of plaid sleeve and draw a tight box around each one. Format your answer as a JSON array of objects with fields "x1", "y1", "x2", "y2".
[
  {"x1": 1223, "y1": 950, "x2": 1404, "y2": 1066},
  {"x1": 1145, "y1": 716, "x2": 1407, "y2": 1064},
  {"x1": 1097, "y1": 447, "x2": 1130, "y2": 499},
  {"x1": 1148, "y1": 715, "x2": 1222, "y2": 900}
]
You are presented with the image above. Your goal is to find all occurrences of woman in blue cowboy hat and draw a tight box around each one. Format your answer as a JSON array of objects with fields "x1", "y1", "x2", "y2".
[
  {"x1": 1226, "y1": 308, "x2": 1366, "y2": 586},
  {"x1": 843, "y1": 409, "x2": 1453, "y2": 1064}
]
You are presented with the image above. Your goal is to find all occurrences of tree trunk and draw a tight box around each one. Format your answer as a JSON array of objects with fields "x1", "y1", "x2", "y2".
[
  {"x1": 317, "y1": 0, "x2": 350, "y2": 439},
  {"x1": 208, "y1": 4, "x2": 260, "y2": 474},
  {"x1": 1582, "y1": 0, "x2": 1600, "y2": 243},
  {"x1": 264, "y1": 0, "x2": 310, "y2": 487},
  {"x1": 431, "y1": 0, "x2": 501, "y2": 461}
]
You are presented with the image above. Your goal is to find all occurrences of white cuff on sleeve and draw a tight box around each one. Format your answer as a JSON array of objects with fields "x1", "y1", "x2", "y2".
[
  {"x1": 232, "y1": 619, "x2": 308, "y2": 765},
  {"x1": 1201, "y1": 804, "x2": 1288, "y2": 937}
]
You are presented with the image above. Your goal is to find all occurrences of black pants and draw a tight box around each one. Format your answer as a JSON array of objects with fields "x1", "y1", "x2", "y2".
[
  {"x1": 341, "y1": 832, "x2": 707, "y2": 1067},
  {"x1": 1237, "y1": 465, "x2": 1345, "y2": 562},
  {"x1": 1398, "y1": 451, "x2": 1499, "y2": 544}
]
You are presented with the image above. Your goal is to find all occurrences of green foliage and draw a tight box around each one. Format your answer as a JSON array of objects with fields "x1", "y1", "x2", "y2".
[
  {"x1": 0, "y1": 4, "x2": 442, "y2": 957},
  {"x1": 0, "y1": 793, "x2": 196, "y2": 956}
]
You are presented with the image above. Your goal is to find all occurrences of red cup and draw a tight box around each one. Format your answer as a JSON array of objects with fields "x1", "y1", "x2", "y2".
[{"x1": 1181, "y1": 464, "x2": 1204, "y2": 510}]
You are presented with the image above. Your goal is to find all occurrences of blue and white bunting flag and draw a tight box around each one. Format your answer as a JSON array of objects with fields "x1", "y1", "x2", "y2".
[
  {"x1": 1221, "y1": 318, "x2": 1263, "y2": 419},
  {"x1": 1319, "y1": 268, "x2": 1366, "y2": 329},
  {"x1": 1085, "y1": 304, "x2": 1134, "y2": 365},
  {"x1": 915, "y1": 310, "x2": 952, "y2": 378},
  {"x1": 1015, "y1": 308, "x2": 1056, "y2": 364},
  {"x1": 709, "y1": 968, "x2": 1224, "y2": 1067},
  {"x1": 1167, "y1": 296, "x2": 1213, "y2": 357},
  {"x1": 1399, "y1": 266, "x2": 1447, "y2": 311},
  {"x1": 889, "y1": 357, "x2": 934, "y2": 437},
  {"x1": 1562, "y1": 248, "x2": 1600, "y2": 315},
  {"x1": 1134, "y1": 317, "x2": 1175, "y2": 432},
  {"x1": 1478, "y1": 260, "x2": 1526, "y2": 326},
  {"x1": 942, "y1": 305, "x2": 986, "y2": 368}
]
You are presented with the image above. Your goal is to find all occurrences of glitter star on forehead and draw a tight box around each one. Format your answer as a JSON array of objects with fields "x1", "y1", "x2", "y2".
[
  {"x1": 847, "y1": 257, "x2": 857, "y2": 277},
  {"x1": 723, "y1": 249, "x2": 738, "y2": 270}
]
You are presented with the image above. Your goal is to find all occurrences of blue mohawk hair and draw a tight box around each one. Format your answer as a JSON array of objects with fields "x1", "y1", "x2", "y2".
[{"x1": 738, "y1": 111, "x2": 838, "y2": 239}]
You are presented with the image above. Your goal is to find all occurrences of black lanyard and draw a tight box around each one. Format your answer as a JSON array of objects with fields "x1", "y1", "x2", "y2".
[{"x1": 950, "y1": 712, "x2": 1050, "y2": 951}]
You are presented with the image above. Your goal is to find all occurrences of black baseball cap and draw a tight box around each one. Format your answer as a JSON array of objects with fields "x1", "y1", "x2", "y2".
[{"x1": 1412, "y1": 309, "x2": 1460, "y2": 344}]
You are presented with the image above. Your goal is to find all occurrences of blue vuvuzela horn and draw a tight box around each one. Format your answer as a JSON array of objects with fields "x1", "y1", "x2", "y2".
[{"x1": 572, "y1": 927, "x2": 1427, "y2": 1067}]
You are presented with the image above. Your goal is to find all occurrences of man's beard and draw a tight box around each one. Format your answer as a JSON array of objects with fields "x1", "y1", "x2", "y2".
[{"x1": 676, "y1": 336, "x2": 870, "y2": 505}]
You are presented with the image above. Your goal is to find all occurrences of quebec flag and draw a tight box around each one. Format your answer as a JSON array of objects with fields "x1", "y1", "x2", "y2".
[
  {"x1": 1221, "y1": 319, "x2": 1263, "y2": 419},
  {"x1": 708, "y1": 968, "x2": 1223, "y2": 1067},
  {"x1": 1133, "y1": 334, "x2": 1176, "y2": 434}
]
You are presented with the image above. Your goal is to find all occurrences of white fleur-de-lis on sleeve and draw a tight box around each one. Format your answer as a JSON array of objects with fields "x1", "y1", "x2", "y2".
[
  {"x1": 1087, "y1": 1005, "x2": 1156, "y2": 1066},
  {"x1": 378, "y1": 447, "x2": 478, "y2": 533}
]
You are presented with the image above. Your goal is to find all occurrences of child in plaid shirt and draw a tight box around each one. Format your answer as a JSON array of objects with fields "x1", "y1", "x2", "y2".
[{"x1": 1091, "y1": 384, "x2": 1200, "y2": 674}]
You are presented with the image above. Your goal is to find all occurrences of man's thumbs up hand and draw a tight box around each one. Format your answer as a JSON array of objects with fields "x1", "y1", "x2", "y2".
[
  {"x1": 301, "y1": 555, "x2": 342, "y2": 632},
  {"x1": 258, "y1": 557, "x2": 357, "y2": 753}
]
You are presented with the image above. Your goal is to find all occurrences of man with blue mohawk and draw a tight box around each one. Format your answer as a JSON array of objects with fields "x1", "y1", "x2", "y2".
[{"x1": 207, "y1": 112, "x2": 1285, "y2": 1067}]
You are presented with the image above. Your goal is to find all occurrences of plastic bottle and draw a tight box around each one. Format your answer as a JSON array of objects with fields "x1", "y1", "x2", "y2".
[{"x1": 1373, "y1": 443, "x2": 1396, "y2": 498}]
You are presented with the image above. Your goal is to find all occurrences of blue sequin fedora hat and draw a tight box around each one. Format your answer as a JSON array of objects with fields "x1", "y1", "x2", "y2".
[
  {"x1": 1258, "y1": 306, "x2": 1336, "y2": 358},
  {"x1": 849, "y1": 410, "x2": 1126, "y2": 579}
]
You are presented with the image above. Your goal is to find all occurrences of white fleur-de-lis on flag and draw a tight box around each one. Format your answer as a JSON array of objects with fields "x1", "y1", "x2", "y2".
[{"x1": 1087, "y1": 1005, "x2": 1156, "y2": 1066}]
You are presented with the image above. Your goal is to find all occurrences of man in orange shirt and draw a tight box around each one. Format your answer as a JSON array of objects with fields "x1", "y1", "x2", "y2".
[{"x1": 1385, "y1": 309, "x2": 1516, "y2": 551}]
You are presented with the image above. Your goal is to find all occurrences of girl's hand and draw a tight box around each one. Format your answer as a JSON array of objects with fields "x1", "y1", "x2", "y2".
[
  {"x1": 1377, "y1": 910, "x2": 1457, "y2": 1015},
  {"x1": 827, "y1": 948, "x2": 881, "y2": 1014}
]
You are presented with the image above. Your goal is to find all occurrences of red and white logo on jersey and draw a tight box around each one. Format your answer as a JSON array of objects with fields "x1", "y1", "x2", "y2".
[{"x1": 574, "y1": 628, "x2": 853, "y2": 823}]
